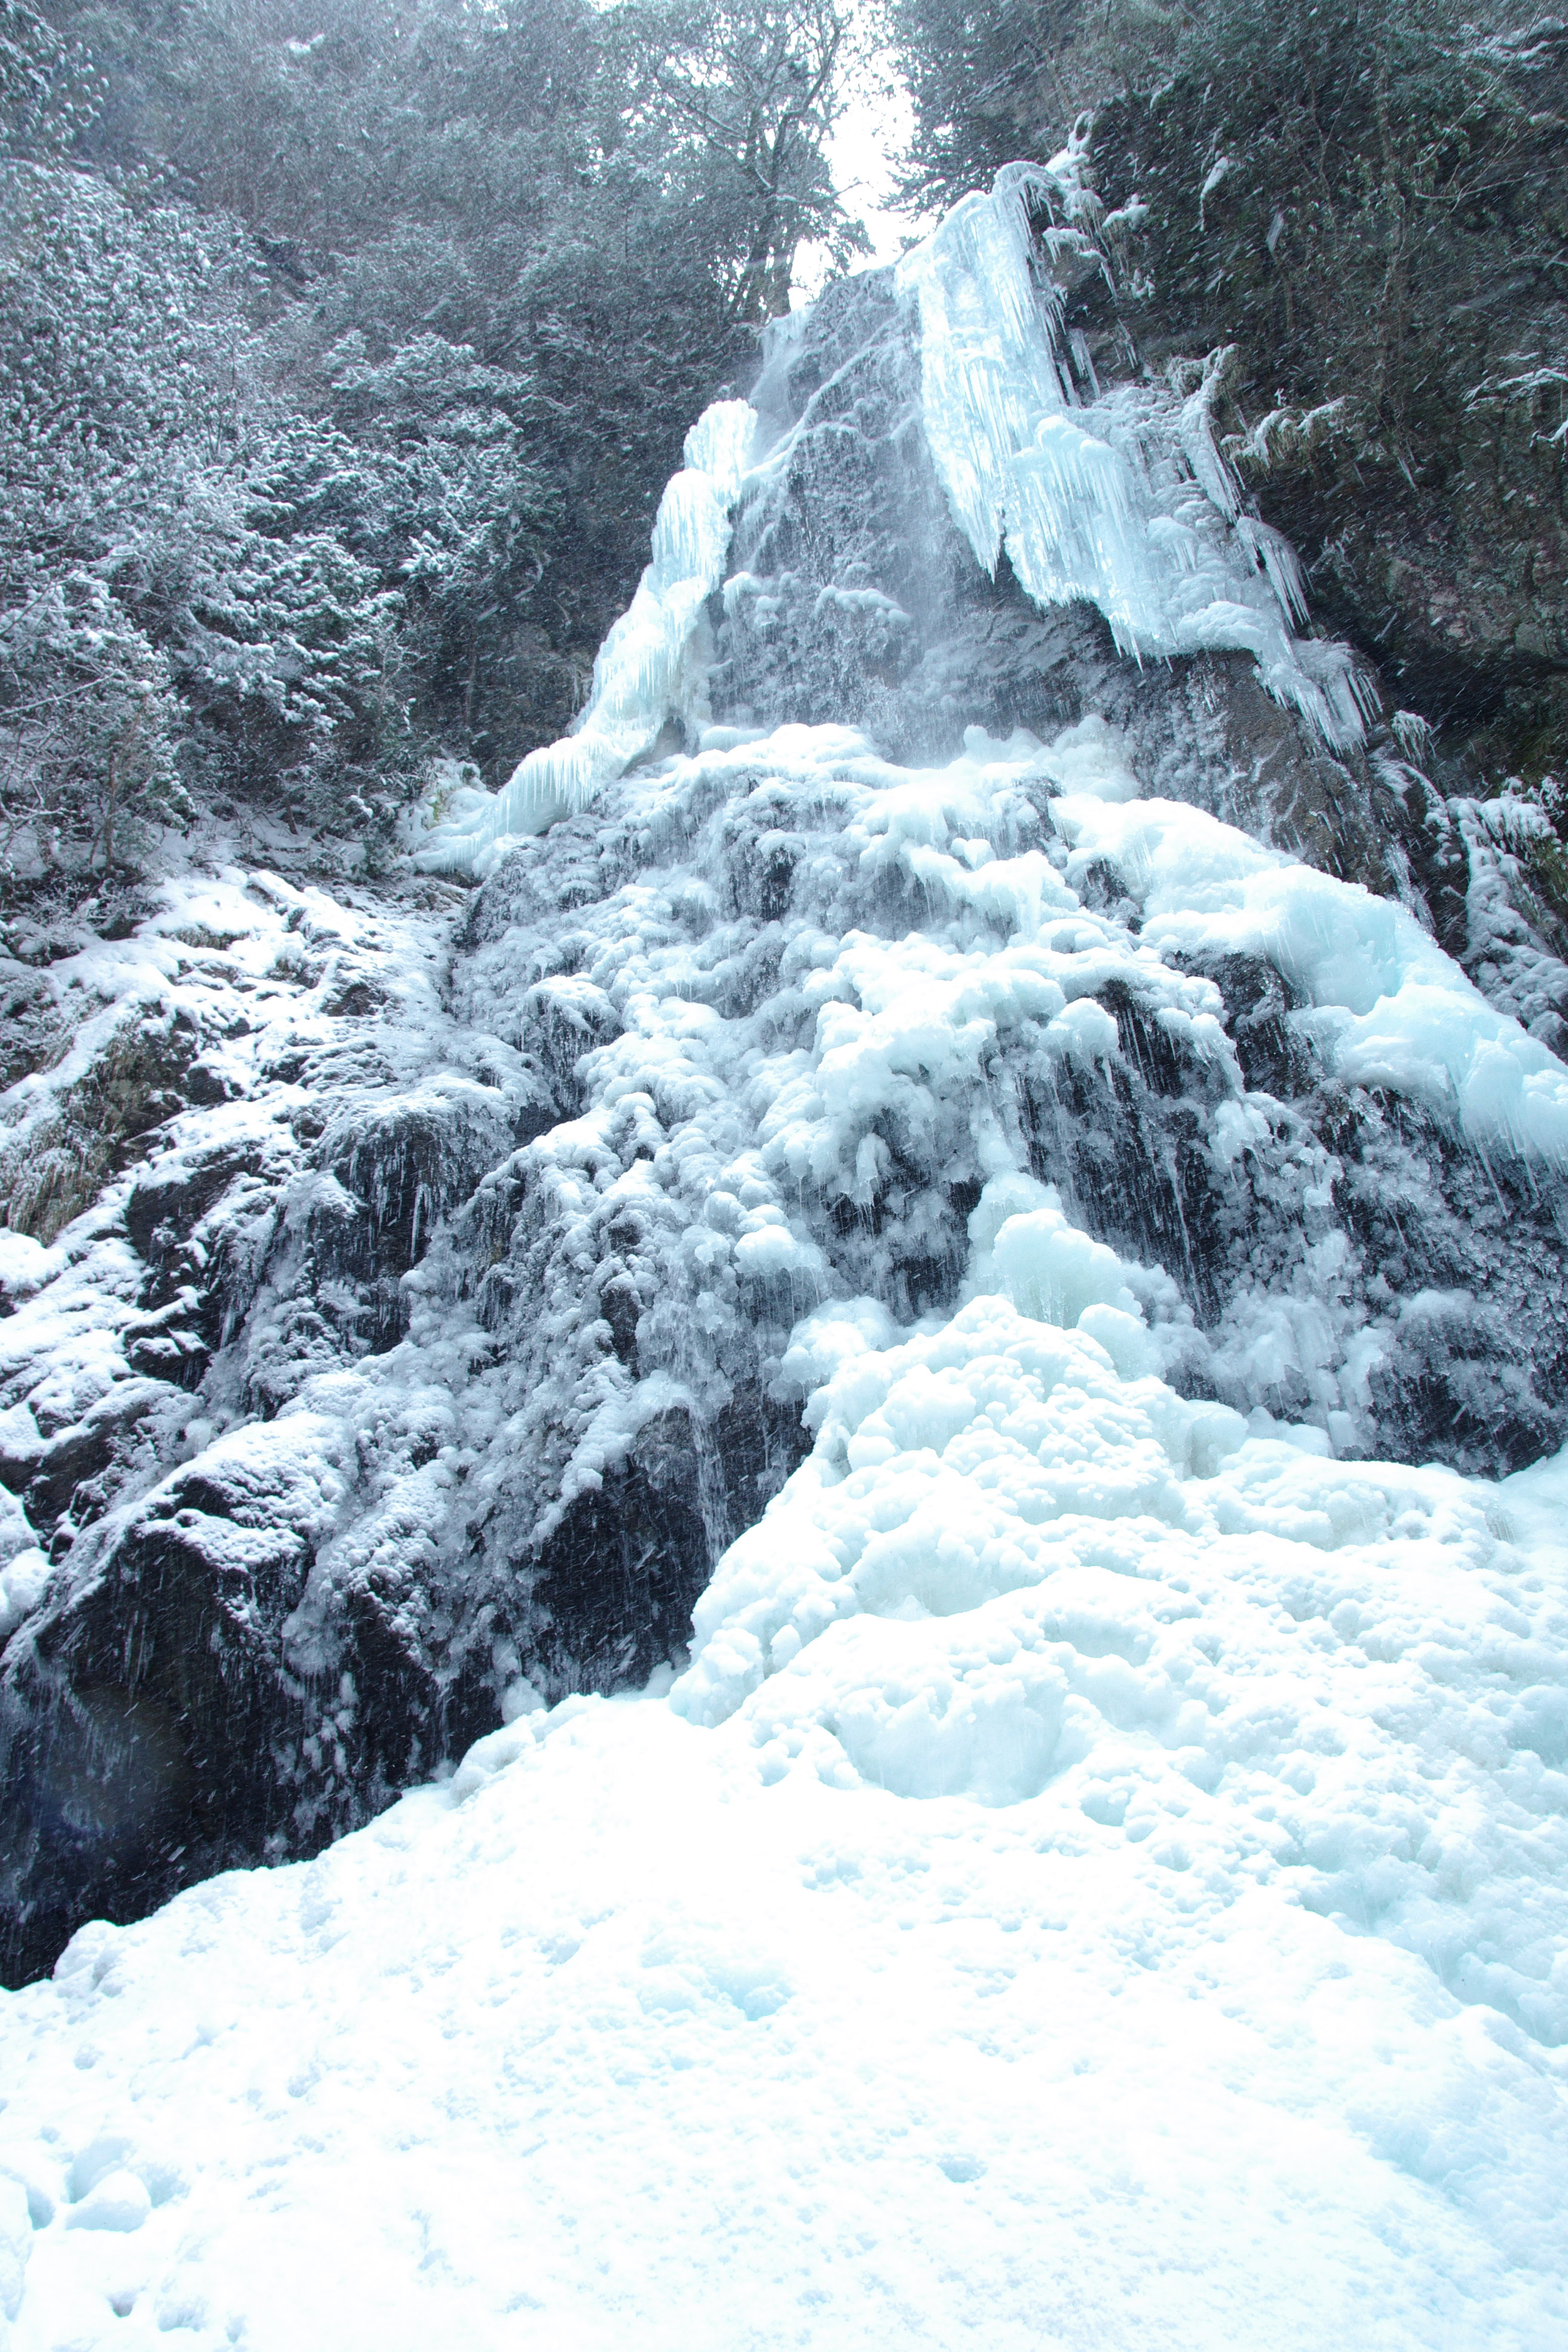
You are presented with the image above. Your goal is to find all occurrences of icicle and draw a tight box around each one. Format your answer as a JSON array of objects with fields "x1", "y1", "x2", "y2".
[{"x1": 896, "y1": 166, "x2": 1371, "y2": 749}]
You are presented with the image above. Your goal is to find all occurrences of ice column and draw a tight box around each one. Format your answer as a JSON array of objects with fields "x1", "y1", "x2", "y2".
[
  {"x1": 416, "y1": 399, "x2": 757, "y2": 875},
  {"x1": 897, "y1": 163, "x2": 1373, "y2": 747}
]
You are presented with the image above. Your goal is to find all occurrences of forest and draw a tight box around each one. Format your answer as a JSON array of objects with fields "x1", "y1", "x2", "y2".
[
  {"x1": 2, "y1": 0, "x2": 1563, "y2": 892},
  {"x1": 1, "y1": 0, "x2": 863, "y2": 874}
]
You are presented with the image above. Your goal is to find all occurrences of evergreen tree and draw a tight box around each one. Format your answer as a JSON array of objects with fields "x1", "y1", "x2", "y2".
[{"x1": 2, "y1": 0, "x2": 859, "y2": 878}]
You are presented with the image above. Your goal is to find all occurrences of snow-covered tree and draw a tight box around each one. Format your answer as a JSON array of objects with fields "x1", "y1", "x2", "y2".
[{"x1": 1, "y1": 0, "x2": 860, "y2": 872}]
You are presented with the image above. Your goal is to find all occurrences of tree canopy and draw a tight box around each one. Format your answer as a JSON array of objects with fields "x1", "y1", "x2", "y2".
[{"x1": 1, "y1": 0, "x2": 862, "y2": 878}]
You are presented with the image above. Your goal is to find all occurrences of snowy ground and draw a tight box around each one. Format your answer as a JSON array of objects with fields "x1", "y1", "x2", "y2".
[{"x1": 2, "y1": 1202, "x2": 1567, "y2": 2347}]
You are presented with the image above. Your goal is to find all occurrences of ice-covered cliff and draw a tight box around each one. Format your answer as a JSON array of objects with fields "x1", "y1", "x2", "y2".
[{"x1": 0, "y1": 164, "x2": 1566, "y2": 2348}]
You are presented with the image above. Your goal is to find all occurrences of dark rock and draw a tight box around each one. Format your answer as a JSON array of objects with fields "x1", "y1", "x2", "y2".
[
  {"x1": 1, "y1": 1006, "x2": 203, "y2": 1244},
  {"x1": 300, "y1": 1087, "x2": 517, "y2": 1356},
  {"x1": 519, "y1": 1398, "x2": 807, "y2": 1699},
  {"x1": 22, "y1": 1380, "x2": 172, "y2": 1544},
  {"x1": 0, "y1": 1424, "x2": 339, "y2": 1978},
  {"x1": 122, "y1": 1296, "x2": 212, "y2": 1388},
  {"x1": 183, "y1": 1060, "x2": 240, "y2": 1107},
  {"x1": 127, "y1": 1142, "x2": 262, "y2": 1264},
  {"x1": 320, "y1": 974, "x2": 389, "y2": 1019},
  {"x1": 0, "y1": 1500, "x2": 308, "y2": 1980}
]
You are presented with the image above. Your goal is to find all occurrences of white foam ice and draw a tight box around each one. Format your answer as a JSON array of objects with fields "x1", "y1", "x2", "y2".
[
  {"x1": 1051, "y1": 781, "x2": 1568, "y2": 1163},
  {"x1": 415, "y1": 400, "x2": 758, "y2": 875}
]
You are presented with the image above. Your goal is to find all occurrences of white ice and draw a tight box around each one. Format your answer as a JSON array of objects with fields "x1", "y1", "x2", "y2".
[
  {"x1": 896, "y1": 157, "x2": 1374, "y2": 747},
  {"x1": 4, "y1": 719, "x2": 1568, "y2": 2349},
  {"x1": 1052, "y1": 780, "x2": 1568, "y2": 1163},
  {"x1": 415, "y1": 400, "x2": 758, "y2": 874}
]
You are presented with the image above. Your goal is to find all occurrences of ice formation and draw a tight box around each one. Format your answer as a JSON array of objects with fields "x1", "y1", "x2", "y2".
[
  {"x1": 1051, "y1": 785, "x2": 1568, "y2": 1162},
  {"x1": 416, "y1": 400, "x2": 758, "y2": 874},
  {"x1": 4, "y1": 165, "x2": 1568, "y2": 2351},
  {"x1": 898, "y1": 160, "x2": 1374, "y2": 747},
  {"x1": 1, "y1": 1150, "x2": 1566, "y2": 2345},
  {"x1": 419, "y1": 160, "x2": 1373, "y2": 884}
]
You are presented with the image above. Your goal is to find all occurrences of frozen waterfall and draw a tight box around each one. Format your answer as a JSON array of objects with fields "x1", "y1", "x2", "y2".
[
  {"x1": 418, "y1": 160, "x2": 1373, "y2": 878},
  {"x1": 4, "y1": 153, "x2": 1568, "y2": 2352},
  {"x1": 899, "y1": 157, "x2": 1375, "y2": 745},
  {"x1": 416, "y1": 399, "x2": 758, "y2": 875}
]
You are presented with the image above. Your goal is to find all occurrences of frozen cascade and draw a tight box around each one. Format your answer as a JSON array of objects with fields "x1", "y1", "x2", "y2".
[
  {"x1": 898, "y1": 160, "x2": 1375, "y2": 747},
  {"x1": 2, "y1": 169, "x2": 1568, "y2": 2351},
  {"x1": 416, "y1": 400, "x2": 758, "y2": 875},
  {"x1": 418, "y1": 157, "x2": 1373, "y2": 886}
]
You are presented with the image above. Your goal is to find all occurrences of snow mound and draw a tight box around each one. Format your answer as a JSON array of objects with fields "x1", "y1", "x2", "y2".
[
  {"x1": 1, "y1": 1208, "x2": 1565, "y2": 2347},
  {"x1": 678, "y1": 1244, "x2": 1568, "y2": 2051}
]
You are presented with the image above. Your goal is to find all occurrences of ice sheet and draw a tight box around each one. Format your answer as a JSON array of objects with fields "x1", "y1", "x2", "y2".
[{"x1": 415, "y1": 400, "x2": 757, "y2": 874}]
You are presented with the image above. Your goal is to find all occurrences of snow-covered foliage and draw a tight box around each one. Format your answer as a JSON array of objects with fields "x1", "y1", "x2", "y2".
[
  {"x1": 1, "y1": 0, "x2": 872, "y2": 869},
  {"x1": 0, "y1": 161, "x2": 547, "y2": 873}
]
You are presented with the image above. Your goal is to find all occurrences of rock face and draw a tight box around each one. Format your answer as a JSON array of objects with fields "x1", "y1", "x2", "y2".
[
  {"x1": 5, "y1": 219, "x2": 1568, "y2": 1983},
  {"x1": 1064, "y1": 30, "x2": 1568, "y2": 784}
]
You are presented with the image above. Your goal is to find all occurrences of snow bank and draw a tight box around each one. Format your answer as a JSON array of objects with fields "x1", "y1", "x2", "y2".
[{"x1": 2, "y1": 1235, "x2": 1565, "y2": 2345}]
